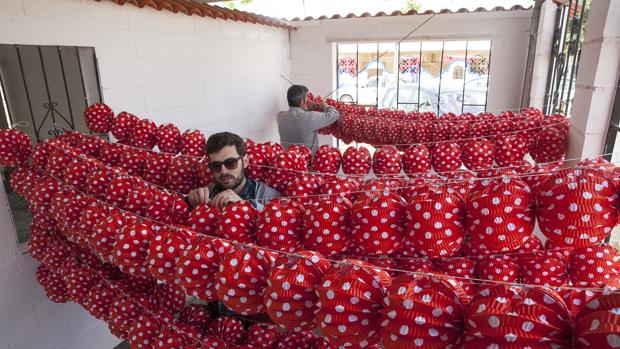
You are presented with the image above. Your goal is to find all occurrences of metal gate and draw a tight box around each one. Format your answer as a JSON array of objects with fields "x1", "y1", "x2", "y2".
[
  {"x1": 543, "y1": 0, "x2": 590, "y2": 116},
  {"x1": 0, "y1": 45, "x2": 103, "y2": 141},
  {"x1": 0, "y1": 44, "x2": 103, "y2": 246}
]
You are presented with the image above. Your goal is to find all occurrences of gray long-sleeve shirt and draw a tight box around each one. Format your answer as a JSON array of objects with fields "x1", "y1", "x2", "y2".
[{"x1": 277, "y1": 106, "x2": 341, "y2": 153}]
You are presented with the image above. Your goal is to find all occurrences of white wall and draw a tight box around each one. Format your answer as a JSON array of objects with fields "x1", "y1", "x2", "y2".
[
  {"x1": 528, "y1": 0, "x2": 558, "y2": 110},
  {"x1": 0, "y1": 179, "x2": 122, "y2": 349},
  {"x1": 289, "y1": 9, "x2": 533, "y2": 114},
  {"x1": 0, "y1": 1, "x2": 290, "y2": 348},
  {"x1": 566, "y1": 0, "x2": 620, "y2": 160},
  {"x1": 0, "y1": 0, "x2": 291, "y2": 143}
]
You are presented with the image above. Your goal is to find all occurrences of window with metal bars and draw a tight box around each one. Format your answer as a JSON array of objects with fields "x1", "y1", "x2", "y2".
[
  {"x1": 335, "y1": 40, "x2": 492, "y2": 116},
  {"x1": 0, "y1": 44, "x2": 103, "y2": 247}
]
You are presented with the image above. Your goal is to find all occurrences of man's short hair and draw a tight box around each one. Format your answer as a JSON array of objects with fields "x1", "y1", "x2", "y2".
[
  {"x1": 206, "y1": 132, "x2": 246, "y2": 156},
  {"x1": 287, "y1": 85, "x2": 309, "y2": 107}
]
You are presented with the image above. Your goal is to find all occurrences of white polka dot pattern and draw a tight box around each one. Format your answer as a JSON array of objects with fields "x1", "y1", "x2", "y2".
[
  {"x1": 379, "y1": 275, "x2": 465, "y2": 349},
  {"x1": 342, "y1": 146, "x2": 371, "y2": 176},
  {"x1": 156, "y1": 123, "x2": 181, "y2": 154},
  {"x1": 316, "y1": 258, "x2": 391, "y2": 348},
  {"x1": 83, "y1": 103, "x2": 114, "y2": 134},
  {"x1": 465, "y1": 285, "x2": 572, "y2": 348},
  {"x1": 264, "y1": 250, "x2": 331, "y2": 331}
]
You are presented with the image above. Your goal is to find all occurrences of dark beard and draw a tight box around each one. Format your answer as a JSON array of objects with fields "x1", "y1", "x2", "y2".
[{"x1": 218, "y1": 172, "x2": 245, "y2": 190}]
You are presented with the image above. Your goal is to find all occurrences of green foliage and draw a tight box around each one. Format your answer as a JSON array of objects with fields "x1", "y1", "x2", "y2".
[
  {"x1": 224, "y1": 0, "x2": 252, "y2": 10},
  {"x1": 402, "y1": 0, "x2": 421, "y2": 13}
]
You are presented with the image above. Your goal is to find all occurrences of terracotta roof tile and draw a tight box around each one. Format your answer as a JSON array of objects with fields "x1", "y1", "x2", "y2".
[
  {"x1": 288, "y1": 5, "x2": 532, "y2": 21},
  {"x1": 95, "y1": 0, "x2": 296, "y2": 29},
  {"x1": 95, "y1": 1, "x2": 531, "y2": 28}
]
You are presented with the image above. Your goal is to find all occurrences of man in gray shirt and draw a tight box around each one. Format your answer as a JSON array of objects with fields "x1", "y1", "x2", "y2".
[{"x1": 277, "y1": 85, "x2": 341, "y2": 153}]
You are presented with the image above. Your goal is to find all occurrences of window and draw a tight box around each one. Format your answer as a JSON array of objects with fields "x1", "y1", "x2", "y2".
[
  {"x1": 335, "y1": 40, "x2": 492, "y2": 115},
  {"x1": 0, "y1": 44, "x2": 102, "y2": 247},
  {"x1": 453, "y1": 66, "x2": 464, "y2": 80}
]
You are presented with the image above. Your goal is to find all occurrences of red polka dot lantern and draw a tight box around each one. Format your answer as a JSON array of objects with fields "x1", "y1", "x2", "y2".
[
  {"x1": 494, "y1": 135, "x2": 527, "y2": 167},
  {"x1": 575, "y1": 293, "x2": 620, "y2": 348},
  {"x1": 303, "y1": 199, "x2": 352, "y2": 257},
  {"x1": 431, "y1": 142, "x2": 462, "y2": 174},
  {"x1": 379, "y1": 275, "x2": 466, "y2": 349},
  {"x1": 532, "y1": 125, "x2": 568, "y2": 163},
  {"x1": 146, "y1": 229, "x2": 192, "y2": 282},
  {"x1": 464, "y1": 285, "x2": 572, "y2": 349},
  {"x1": 187, "y1": 203, "x2": 219, "y2": 235},
  {"x1": 342, "y1": 146, "x2": 372, "y2": 176},
  {"x1": 402, "y1": 144, "x2": 431, "y2": 177},
  {"x1": 181, "y1": 129, "x2": 206, "y2": 158},
  {"x1": 264, "y1": 251, "x2": 331, "y2": 331},
  {"x1": 215, "y1": 246, "x2": 275, "y2": 315},
  {"x1": 461, "y1": 138, "x2": 494, "y2": 171},
  {"x1": 129, "y1": 118, "x2": 157, "y2": 150},
  {"x1": 404, "y1": 187, "x2": 465, "y2": 257},
  {"x1": 372, "y1": 145, "x2": 402, "y2": 176},
  {"x1": 569, "y1": 245, "x2": 620, "y2": 287},
  {"x1": 84, "y1": 103, "x2": 114, "y2": 133},
  {"x1": 312, "y1": 145, "x2": 342, "y2": 174},
  {"x1": 466, "y1": 177, "x2": 534, "y2": 253},
  {"x1": 207, "y1": 316, "x2": 246, "y2": 345},
  {"x1": 0, "y1": 128, "x2": 32, "y2": 167},
  {"x1": 176, "y1": 238, "x2": 230, "y2": 302},
  {"x1": 475, "y1": 255, "x2": 519, "y2": 283},
  {"x1": 112, "y1": 221, "x2": 154, "y2": 278},
  {"x1": 257, "y1": 199, "x2": 304, "y2": 253},
  {"x1": 127, "y1": 313, "x2": 161, "y2": 349},
  {"x1": 156, "y1": 123, "x2": 182, "y2": 154},
  {"x1": 350, "y1": 191, "x2": 406, "y2": 256},
  {"x1": 537, "y1": 168, "x2": 618, "y2": 247},
  {"x1": 246, "y1": 323, "x2": 280, "y2": 348},
  {"x1": 179, "y1": 303, "x2": 213, "y2": 330},
  {"x1": 91, "y1": 212, "x2": 138, "y2": 262},
  {"x1": 217, "y1": 201, "x2": 258, "y2": 244},
  {"x1": 111, "y1": 112, "x2": 139, "y2": 144},
  {"x1": 316, "y1": 259, "x2": 392, "y2": 348}
]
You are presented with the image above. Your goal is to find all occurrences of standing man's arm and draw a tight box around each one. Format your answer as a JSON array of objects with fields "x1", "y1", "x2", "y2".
[{"x1": 299, "y1": 104, "x2": 341, "y2": 131}]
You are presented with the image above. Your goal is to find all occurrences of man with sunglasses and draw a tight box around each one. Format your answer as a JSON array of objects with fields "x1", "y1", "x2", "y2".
[
  {"x1": 187, "y1": 132, "x2": 280, "y2": 210},
  {"x1": 278, "y1": 84, "x2": 340, "y2": 153}
]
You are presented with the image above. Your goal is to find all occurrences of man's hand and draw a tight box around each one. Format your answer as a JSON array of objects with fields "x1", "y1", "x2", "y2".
[
  {"x1": 307, "y1": 102, "x2": 320, "y2": 111},
  {"x1": 210, "y1": 189, "x2": 243, "y2": 209},
  {"x1": 188, "y1": 187, "x2": 210, "y2": 207}
]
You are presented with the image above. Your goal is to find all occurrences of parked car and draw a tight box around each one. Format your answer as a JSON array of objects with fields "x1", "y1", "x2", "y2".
[
  {"x1": 337, "y1": 74, "x2": 409, "y2": 105},
  {"x1": 380, "y1": 76, "x2": 488, "y2": 114}
]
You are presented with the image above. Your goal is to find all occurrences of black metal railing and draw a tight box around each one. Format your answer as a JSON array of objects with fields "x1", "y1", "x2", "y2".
[
  {"x1": 0, "y1": 45, "x2": 103, "y2": 141},
  {"x1": 544, "y1": 0, "x2": 590, "y2": 116}
]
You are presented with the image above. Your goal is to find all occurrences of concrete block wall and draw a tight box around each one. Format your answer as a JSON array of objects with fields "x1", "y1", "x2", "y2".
[
  {"x1": 0, "y1": 178, "x2": 122, "y2": 349},
  {"x1": 289, "y1": 9, "x2": 533, "y2": 115},
  {"x1": 0, "y1": 0, "x2": 291, "y2": 143},
  {"x1": 0, "y1": 0, "x2": 290, "y2": 348},
  {"x1": 566, "y1": 0, "x2": 620, "y2": 159}
]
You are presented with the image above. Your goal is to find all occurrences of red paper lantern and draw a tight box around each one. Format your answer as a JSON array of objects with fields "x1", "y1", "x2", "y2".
[
  {"x1": 316, "y1": 259, "x2": 391, "y2": 348},
  {"x1": 84, "y1": 103, "x2": 114, "y2": 133},
  {"x1": 264, "y1": 251, "x2": 331, "y2": 331}
]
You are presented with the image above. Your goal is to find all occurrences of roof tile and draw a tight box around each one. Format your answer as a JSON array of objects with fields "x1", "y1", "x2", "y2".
[
  {"x1": 288, "y1": 5, "x2": 531, "y2": 21},
  {"x1": 95, "y1": 0, "x2": 296, "y2": 29}
]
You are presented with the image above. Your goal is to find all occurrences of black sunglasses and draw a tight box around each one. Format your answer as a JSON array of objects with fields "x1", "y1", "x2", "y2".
[{"x1": 208, "y1": 157, "x2": 243, "y2": 172}]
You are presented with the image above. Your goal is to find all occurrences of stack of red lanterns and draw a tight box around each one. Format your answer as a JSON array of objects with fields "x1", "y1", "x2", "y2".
[{"x1": 3, "y1": 100, "x2": 620, "y2": 349}]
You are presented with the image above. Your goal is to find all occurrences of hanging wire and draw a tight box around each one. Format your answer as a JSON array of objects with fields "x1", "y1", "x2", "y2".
[{"x1": 35, "y1": 167, "x2": 620, "y2": 294}]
